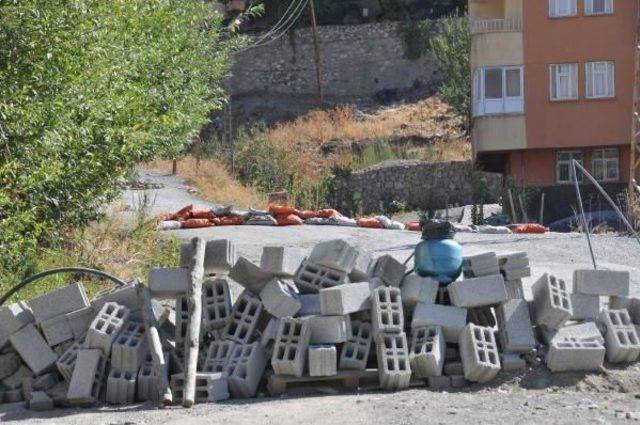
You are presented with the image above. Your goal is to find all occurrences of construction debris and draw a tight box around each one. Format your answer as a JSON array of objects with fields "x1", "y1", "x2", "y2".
[{"x1": 0, "y1": 239, "x2": 636, "y2": 411}]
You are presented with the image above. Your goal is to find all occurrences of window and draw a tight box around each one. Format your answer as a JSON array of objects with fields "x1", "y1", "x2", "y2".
[
  {"x1": 592, "y1": 148, "x2": 619, "y2": 181},
  {"x1": 549, "y1": 0, "x2": 577, "y2": 17},
  {"x1": 550, "y1": 64, "x2": 578, "y2": 101},
  {"x1": 473, "y1": 66, "x2": 524, "y2": 116},
  {"x1": 557, "y1": 151, "x2": 583, "y2": 184},
  {"x1": 585, "y1": 0, "x2": 613, "y2": 15},
  {"x1": 586, "y1": 61, "x2": 615, "y2": 99}
]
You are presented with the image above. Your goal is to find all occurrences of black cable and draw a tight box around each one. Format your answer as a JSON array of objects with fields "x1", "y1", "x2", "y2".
[{"x1": 0, "y1": 267, "x2": 128, "y2": 306}]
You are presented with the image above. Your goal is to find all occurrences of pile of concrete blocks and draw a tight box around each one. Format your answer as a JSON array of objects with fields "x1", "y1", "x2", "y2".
[{"x1": 3, "y1": 241, "x2": 640, "y2": 411}]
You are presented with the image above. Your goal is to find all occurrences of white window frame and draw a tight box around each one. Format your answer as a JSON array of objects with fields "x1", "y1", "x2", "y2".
[
  {"x1": 556, "y1": 151, "x2": 584, "y2": 184},
  {"x1": 591, "y1": 148, "x2": 619, "y2": 182},
  {"x1": 473, "y1": 66, "x2": 524, "y2": 117},
  {"x1": 549, "y1": 63, "x2": 578, "y2": 101},
  {"x1": 585, "y1": 61, "x2": 615, "y2": 99},
  {"x1": 585, "y1": 0, "x2": 614, "y2": 15},
  {"x1": 549, "y1": 0, "x2": 578, "y2": 17}
]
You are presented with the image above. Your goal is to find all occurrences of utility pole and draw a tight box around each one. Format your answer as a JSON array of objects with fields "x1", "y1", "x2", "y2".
[
  {"x1": 630, "y1": 5, "x2": 640, "y2": 191},
  {"x1": 308, "y1": 0, "x2": 323, "y2": 103}
]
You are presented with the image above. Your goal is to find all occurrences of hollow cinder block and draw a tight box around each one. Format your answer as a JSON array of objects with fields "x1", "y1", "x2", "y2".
[
  {"x1": 105, "y1": 369, "x2": 136, "y2": 405},
  {"x1": 202, "y1": 278, "x2": 234, "y2": 335},
  {"x1": 294, "y1": 259, "x2": 348, "y2": 294},
  {"x1": 180, "y1": 239, "x2": 237, "y2": 274},
  {"x1": 546, "y1": 337, "x2": 605, "y2": 372},
  {"x1": 149, "y1": 267, "x2": 189, "y2": 298},
  {"x1": 202, "y1": 340, "x2": 236, "y2": 373},
  {"x1": 221, "y1": 291, "x2": 265, "y2": 344},
  {"x1": 570, "y1": 293, "x2": 600, "y2": 321},
  {"x1": 375, "y1": 332, "x2": 411, "y2": 390},
  {"x1": 532, "y1": 273, "x2": 572, "y2": 330},
  {"x1": 9, "y1": 324, "x2": 58, "y2": 375},
  {"x1": 56, "y1": 336, "x2": 86, "y2": 382},
  {"x1": 84, "y1": 302, "x2": 131, "y2": 356},
  {"x1": 412, "y1": 303, "x2": 467, "y2": 343},
  {"x1": 459, "y1": 323, "x2": 501, "y2": 383},
  {"x1": 448, "y1": 274, "x2": 508, "y2": 308},
  {"x1": 598, "y1": 309, "x2": 640, "y2": 363},
  {"x1": 271, "y1": 318, "x2": 311, "y2": 377},
  {"x1": 409, "y1": 326, "x2": 445, "y2": 378},
  {"x1": 574, "y1": 269, "x2": 630, "y2": 297},
  {"x1": 226, "y1": 342, "x2": 267, "y2": 398},
  {"x1": 91, "y1": 281, "x2": 141, "y2": 312},
  {"x1": 495, "y1": 299, "x2": 536, "y2": 354},
  {"x1": 171, "y1": 371, "x2": 229, "y2": 403},
  {"x1": 369, "y1": 255, "x2": 406, "y2": 287},
  {"x1": 319, "y1": 282, "x2": 371, "y2": 316},
  {"x1": 371, "y1": 286, "x2": 404, "y2": 335},
  {"x1": 260, "y1": 246, "x2": 306, "y2": 277},
  {"x1": 303, "y1": 315, "x2": 351, "y2": 344},
  {"x1": 339, "y1": 320, "x2": 372, "y2": 371},
  {"x1": 308, "y1": 239, "x2": 358, "y2": 273},
  {"x1": 260, "y1": 278, "x2": 302, "y2": 319},
  {"x1": 66, "y1": 349, "x2": 107, "y2": 406},
  {"x1": 111, "y1": 321, "x2": 148, "y2": 374},
  {"x1": 400, "y1": 274, "x2": 439, "y2": 310},
  {"x1": 308, "y1": 345, "x2": 337, "y2": 377}
]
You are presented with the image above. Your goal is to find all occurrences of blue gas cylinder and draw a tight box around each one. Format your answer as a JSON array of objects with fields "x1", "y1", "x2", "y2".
[{"x1": 414, "y1": 220, "x2": 463, "y2": 284}]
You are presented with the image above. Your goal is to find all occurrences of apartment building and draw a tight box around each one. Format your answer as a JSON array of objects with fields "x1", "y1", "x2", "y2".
[{"x1": 470, "y1": 0, "x2": 638, "y2": 223}]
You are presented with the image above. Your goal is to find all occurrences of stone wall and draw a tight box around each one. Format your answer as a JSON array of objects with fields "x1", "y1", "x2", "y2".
[
  {"x1": 332, "y1": 160, "x2": 503, "y2": 215},
  {"x1": 229, "y1": 22, "x2": 439, "y2": 99}
]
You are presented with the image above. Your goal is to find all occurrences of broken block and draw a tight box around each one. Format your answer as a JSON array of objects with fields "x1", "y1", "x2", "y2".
[
  {"x1": 298, "y1": 294, "x2": 322, "y2": 316},
  {"x1": 0, "y1": 302, "x2": 34, "y2": 348},
  {"x1": 532, "y1": 273, "x2": 572, "y2": 329},
  {"x1": 84, "y1": 302, "x2": 131, "y2": 356},
  {"x1": 9, "y1": 324, "x2": 57, "y2": 375},
  {"x1": 105, "y1": 369, "x2": 136, "y2": 405},
  {"x1": 375, "y1": 332, "x2": 411, "y2": 390},
  {"x1": 67, "y1": 349, "x2": 107, "y2": 406},
  {"x1": 171, "y1": 372, "x2": 229, "y2": 403},
  {"x1": 0, "y1": 352, "x2": 20, "y2": 380},
  {"x1": 149, "y1": 267, "x2": 189, "y2": 298},
  {"x1": 319, "y1": 282, "x2": 371, "y2": 316},
  {"x1": 409, "y1": 326, "x2": 446, "y2": 378},
  {"x1": 271, "y1": 318, "x2": 311, "y2": 377},
  {"x1": 111, "y1": 321, "x2": 147, "y2": 374},
  {"x1": 226, "y1": 342, "x2": 267, "y2": 398},
  {"x1": 308, "y1": 345, "x2": 337, "y2": 377},
  {"x1": 260, "y1": 246, "x2": 306, "y2": 277},
  {"x1": 304, "y1": 315, "x2": 351, "y2": 344},
  {"x1": 28, "y1": 282, "x2": 90, "y2": 324},
  {"x1": 294, "y1": 259, "x2": 348, "y2": 294},
  {"x1": 400, "y1": 274, "x2": 439, "y2": 310},
  {"x1": 202, "y1": 278, "x2": 234, "y2": 335},
  {"x1": 448, "y1": 274, "x2": 507, "y2": 308},
  {"x1": 371, "y1": 286, "x2": 404, "y2": 335},
  {"x1": 260, "y1": 278, "x2": 302, "y2": 318},
  {"x1": 202, "y1": 340, "x2": 236, "y2": 373},
  {"x1": 29, "y1": 391, "x2": 54, "y2": 411},
  {"x1": 348, "y1": 250, "x2": 373, "y2": 282},
  {"x1": 221, "y1": 291, "x2": 264, "y2": 344},
  {"x1": 573, "y1": 269, "x2": 630, "y2": 297},
  {"x1": 56, "y1": 336, "x2": 86, "y2": 382},
  {"x1": 412, "y1": 303, "x2": 467, "y2": 343},
  {"x1": 496, "y1": 299, "x2": 536, "y2": 353},
  {"x1": 459, "y1": 323, "x2": 501, "y2": 383},
  {"x1": 369, "y1": 255, "x2": 406, "y2": 287},
  {"x1": 546, "y1": 338, "x2": 605, "y2": 372},
  {"x1": 339, "y1": 320, "x2": 372, "y2": 370},
  {"x1": 570, "y1": 293, "x2": 600, "y2": 321},
  {"x1": 308, "y1": 239, "x2": 358, "y2": 272},
  {"x1": 598, "y1": 309, "x2": 640, "y2": 363},
  {"x1": 229, "y1": 257, "x2": 274, "y2": 295}
]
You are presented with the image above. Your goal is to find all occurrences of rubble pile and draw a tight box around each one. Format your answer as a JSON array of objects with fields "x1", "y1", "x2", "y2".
[{"x1": 0, "y1": 239, "x2": 637, "y2": 410}]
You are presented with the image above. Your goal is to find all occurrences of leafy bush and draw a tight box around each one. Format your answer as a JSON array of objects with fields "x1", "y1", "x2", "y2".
[
  {"x1": 401, "y1": 19, "x2": 434, "y2": 60},
  {"x1": 0, "y1": 0, "x2": 237, "y2": 281}
]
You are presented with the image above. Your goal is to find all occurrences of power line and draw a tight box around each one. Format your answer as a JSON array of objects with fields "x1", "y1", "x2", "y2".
[
  {"x1": 237, "y1": 0, "x2": 309, "y2": 52},
  {"x1": 247, "y1": 0, "x2": 301, "y2": 47}
]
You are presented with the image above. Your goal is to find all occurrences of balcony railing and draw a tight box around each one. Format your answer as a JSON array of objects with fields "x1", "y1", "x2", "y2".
[{"x1": 471, "y1": 18, "x2": 522, "y2": 35}]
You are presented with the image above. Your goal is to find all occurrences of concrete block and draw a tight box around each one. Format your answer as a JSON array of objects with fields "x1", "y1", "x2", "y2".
[
  {"x1": 609, "y1": 297, "x2": 640, "y2": 325},
  {"x1": 409, "y1": 326, "x2": 445, "y2": 378},
  {"x1": 570, "y1": 293, "x2": 600, "y2": 321},
  {"x1": 111, "y1": 321, "x2": 148, "y2": 373},
  {"x1": 496, "y1": 299, "x2": 536, "y2": 353},
  {"x1": 298, "y1": 294, "x2": 322, "y2": 316},
  {"x1": 428, "y1": 375, "x2": 451, "y2": 390},
  {"x1": 272, "y1": 318, "x2": 311, "y2": 377},
  {"x1": 501, "y1": 353, "x2": 526, "y2": 371},
  {"x1": 171, "y1": 372, "x2": 229, "y2": 403},
  {"x1": 260, "y1": 246, "x2": 306, "y2": 277},
  {"x1": 202, "y1": 340, "x2": 236, "y2": 373},
  {"x1": 443, "y1": 362, "x2": 464, "y2": 376},
  {"x1": 0, "y1": 302, "x2": 34, "y2": 348},
  {"x1": 548, "y1": 321, "x2": 605, "y2": 345},
  {"x1": 503, "y1": 267, "x2": 531, "y2": 281},
  {"x1": 29, "y1": 282, "x2": 89, "y2": 324},
  {"x1": 106, "y1": 369, "x2": 136, "y2": 405},
  {"x1": 319, "y1": 282, "x2": 371, "y2": 316},
  {"x1": 33, "y1": 373, "x2": 57, "y2": 391},
  {"x1": 260, "y1": 278, "x2": 302, "y2": 318},
  {"x1": 308, "y1": 239, "x2": 358, "y2": 273},
  {"x1": 459, "y1": 323, "x2": 501, "y2": 383},
  {"x1": 294, "y1": 259, "x2": 348, "y2": 294},
  {"x1": 222, "y1": 291, "x2": 265, "y2": 344},
  {"x1": 339, "y1": 320, "x2": 372, "y2": 370},
  {"x1": 40, "y1": 314, "x2": 74, "y2": 347},
  {"x1": 56, "y1": 336, "x2": 86, "y2": 382},
  {"x1": 204, "y1": 239, "x2": 237, "y2": 273},
  {"x1": 229, "y1": 257, "x2": 275, "y2": 295},
  {"x1": 0, "y1": 352, "x2": 20, "y2": 380},
  {"x1": 574, "y1": 269, "x2": 630, "y2": 297},
  {"x1": 9, "y1": 324, "x2": 57, "y2": 375},
  {"x1": 412, "y1": 303, "x2": 467, "y2": 343},
  {"x1": 504, "y1": 279, "x2": 525, "y2": 299},
  {"x1": 259, "y1": 318, "x2": 280, "y2": 353},
  {"x1": 450, "y1": 375, "x2": 467, "y2": 388},
  {"x1": 84, "y1": 302, "x2": 131, "y2": 356},
  {"x1": 303, "y1": 315, "x2": 352, "y2": 344},
  {"x1": 462, "y1": 252, "x2": 500, "y2": 277},
  {"x1": 67, "y1": 349, "x2": 107, "y2": 406},
  {"x1": 598, "y1": 309, "x2": 640, "y2": 363},
  {"x1": 467, "y1": 306, "x2": 496, "y2": 327},
  {"x1": 532, "y1": 273, "x2": 573, "y2": 329},
  {"x1": 546, "y1": 338, "x2": 605, "y2": 372},
  {"x1": 3, "y1": 389, "x2": 23, "y2": 403},
  {"x1": 136, "y1": 351, "x2": 169, "y2": 402},
  {"x1": 375, "y1": 332, "x2": 411, "y2": 390},
  {"x1": 400, "y1": 274, "x2": 439, "y2": 310},
  {"x1": 45, "y1": 381, "x2": 70, "y2": 407},
  {"x1": 65, "y1": 306, "x2": 96, "y2": 340},
  {"x1": 2, "y1": 365, "x2": 33, "y2": 390},
  {"x1": 371, "y1": 286, "x2": 404, "y2": 335},
  {"x1": 448, "y1": 274, "x2": 507, "y2": 308},
  {"x1": 149, "y1": 267, "x2": 189, "y2": 298},
  {"x1": 445, "y1": 346, "x2": 460, "y2": 361},
  {"x1": 91, "y1": 281, "x2": 140, "y2": 312},
  {"x1": 348, "y1": 250, "x2": 373, "y2": 282},
  {"x1": 175, "y1": 295, "x2": 189, "y2": 350},
  {"x1": 369, "y1": 255, "x2": 406, "y2": 287},
  {"x1": 226, "y1": 342, "x2": 267, "y2": 398},
  {"x1": 308, "y1": 345, "x2": 337, "y2": 377},
  {"x1": 29, "y1": 391, "x2": 54, "y2": 411}
]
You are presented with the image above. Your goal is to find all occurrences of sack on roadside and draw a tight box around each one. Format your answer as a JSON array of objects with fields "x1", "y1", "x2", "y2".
[
  {"x1": 182, "y1": 218, "x2": 213, "y2": 229},
  {"x1": 276, "y1": 214, "x2": 304, "y2": 226},
  {"x1": 357, "y1": 217, "x2": 383, "y2": 229}
]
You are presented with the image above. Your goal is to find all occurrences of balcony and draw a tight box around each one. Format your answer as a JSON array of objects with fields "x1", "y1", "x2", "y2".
[{"x1": 471, "y1": 18, "x2": 522, "y2": 35}]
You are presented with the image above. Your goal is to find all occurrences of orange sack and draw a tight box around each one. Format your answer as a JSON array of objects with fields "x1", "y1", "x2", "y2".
[
  {"x1": 357, "y1": 217, "x2": 384, "y2": 229},
  {"x1": 174, "y1": 204, "x2": 193, "y2": 220},
  {"x1": 190, "y1": 209, "x2": 215, "y2": 220},
  {"x1": 276, "y1": 214, "x2": 304, "y2": 226},
  {"x1": 297, "y1": 210, "x2": 319, "y2": 220},
  {"x1": 213, "y1": 215, "x2": 246, "y2": 226},
  {"x1": 182, "y1": 218, "x2": 213, "y2": 229},
  {"x1": 405, "y1": 222, "x2": 421, "y2": 232},
  {"x1": 512, "y1": 223, "x2": 549, "y2": 234},
  {"x1": 269, "y1": 204, "x2": 297, "y2": 215},
  {"x1": 317, "y1": 209, "x2": 342, "y2": 219}
]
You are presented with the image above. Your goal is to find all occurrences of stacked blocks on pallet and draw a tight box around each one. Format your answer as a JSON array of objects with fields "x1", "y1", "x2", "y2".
[
  {"x1": 308, "y1": 346, "x2": 337, "y2": 377},
  {"x1": 339, "y1": 320, "x2": 373, "y2": 370},
  {"x1": 226, "y1": 343, "x2": 267, "y2": 398}
]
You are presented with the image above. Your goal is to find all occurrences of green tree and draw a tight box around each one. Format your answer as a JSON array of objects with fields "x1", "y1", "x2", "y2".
[
  {"x1": 431, "y1": 15, "x2": 470, "y2": 128},
  {"x1": 0, "y1": 0, "x2": 239, "y2": 279}
]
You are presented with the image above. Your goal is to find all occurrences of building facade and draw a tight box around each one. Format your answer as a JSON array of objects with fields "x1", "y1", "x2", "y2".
[{"x1": 470, "y1": 0, "x2": 638, "y2": 223}]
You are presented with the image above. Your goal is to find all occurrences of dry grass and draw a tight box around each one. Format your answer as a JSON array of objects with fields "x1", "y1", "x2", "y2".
[{"x1": 146, "y1": 157, "x2": 267, "y2": 209}]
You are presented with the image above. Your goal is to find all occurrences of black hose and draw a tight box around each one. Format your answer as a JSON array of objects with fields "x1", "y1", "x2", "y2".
[{"x1": 0, "y1": 267, "x2": 128, "y2": 306}]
